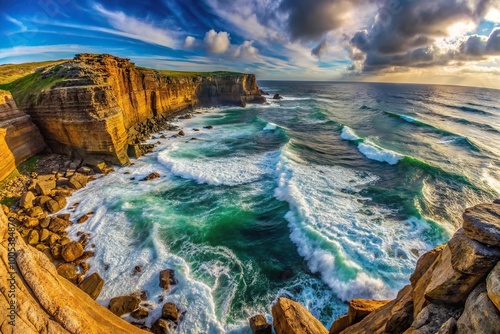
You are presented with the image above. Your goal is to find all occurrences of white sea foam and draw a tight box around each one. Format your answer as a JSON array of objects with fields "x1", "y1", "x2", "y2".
[
  {"x1": 340, "y1": 126, "x2": 361, "y2": 141},
  {"x1": 158, "y1": 144, "x2": 278, "y2": 186},
  {"x1": 358, "y1": 141, "x2": 404, "y2": 165},
  {"x1": 263, "y1": 122, "x2": 278, "y2": 131},
  {"x1": 400, "y1": 115, "x2": 416, "y2": 123},
  {"x1": 341, "y1": 126, "x2": 404, "y2": 165},
  {"x1": 274, "y1": 146, "x2": 433, "y2": 301}
]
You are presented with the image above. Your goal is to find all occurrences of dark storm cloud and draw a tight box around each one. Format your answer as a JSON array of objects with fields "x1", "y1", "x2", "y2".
[
  {"x1": 346, "y1": 0, "x2": 498, "y2": 71},
  {"x1": 280, "y1": 0, "x2": 367, "y2": 41},
  {"x1": 311, "y1": 40, "x2": 328, "y2": 57}
]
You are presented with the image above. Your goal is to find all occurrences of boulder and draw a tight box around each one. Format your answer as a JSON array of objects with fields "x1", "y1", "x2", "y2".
[
  {"x1": 46, "y1": 199, "x2": 61, "y2": 214},
  {"x1": 456, "y1": 283, "x2": 500, "y2": 333},
  {"x1": 406, "y1": 303, "x2": 462, "y2": 334},
  {"x1": 78, "y1": 272, "x2": 104, "y2": 299},
  {"x1": 40, "y1": 228, "x2": 50, "y2": 242},
  {"x1": 61, "y1": 241, "x2": 84, "y2": 262},
  {"x1": 272, "y1": 297, "x2": 328, "y2": 334},
  {"x1": 40, "y1": 216, "x2": 51, "y2": 228},
  {"x1": 436, "y1": 318, "x2": 457, "y2": 334},
  {"x1": 178, "y1": 130, "x2": 185, "y2": 136},
  {"x1": 77, "y1": 213, "x2": 91, "y2": 224},
  {"x1": 70, "y1": 173, "x2": 88, "y2": 189},
  {"x1": 410, "y1": 245, "x2": 445, "y2": 287},
  {"x1": 162, "y1": 302, "x2": 179, "y2": 323},
  {"x1": 273, "y1": 94, "x2": 283, "y2": 99},
  {"x1": 57, "y1": 263, "x2": 79, "y2": 280},
  {"x1": 20, "y1": 191, "x2": 35, "y2": 209},
  {"x1": 131, "y1": 307, "x2": 149, "y2": 320},
  {"x1": 28, "y1": 229, "x2": 39, "y2": 245},
  {"x1": 57, "y1": 213, "x2": 71, "y2": 220},
  {"x1": 51, "y1": 245, "x2": 62, "y2": 259},
  {"x1": 329, "y1": 315, "x2": 350, "y2": 334},
  {"x1": 108, "y1": 295, "x2": 141, "y2": 316},
  {"x1": 159, "y1": 269, "x2": 177, "y2": 289},
  {"x1": 463, "y1": 203, "x2": 500, "y2": 247},
  {"x1": 36, "y1": 195, "x2": 52, "y2": 207},
  {"x1": 27, "y1": 206, "x2": 44, "y2": 218},
  {"x1": 24, "y1": 217, "x2": 40, "y2": 228},
  {"x1": 151, "y1": 318, "x2": 175, "y2": 334},
  {"x1": 347, "y1": 299, "x2": 391, "y2": 324},
  {"x1": 49, "y1": 233, "x2": 61, "y2": 245},
  {"x1": 448, "y1": 228, "x2": 500, "y2": 274},
  {"x1": 144, "y1": 172, "x2": 161, "y2": 181},
  {"x1": 48, "y1": 217, "x2": 71, "y2": 233},
  {"x1": 487, "y1": 262, "x2": 500, "y2": 311},
  {"x1": 424, "y1": 245, "x2": 485, "y2": 305},
  {"x1": 249, "y1": 314, "x2": 272, "y2": 334},
  {"x1": 53, "y1": 195, "x2": 67, "y2": 209},
  {"x1": 36, "y1": 180, "x2": 56, "y2": 196}
]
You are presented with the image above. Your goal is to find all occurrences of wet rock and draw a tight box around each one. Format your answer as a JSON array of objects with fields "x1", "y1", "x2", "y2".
[
  {"x1": 131, "y1": 307, "x2": 149, "y2": 320},
  {"x1": 487, "y1": 262, "x2": 500, "y2": 311},
  {"x1": 57, "y1": 213, "x2": 71, "y2": 220},
  {"x1": 249, "y1": 314, "x2": 272, "y2": 334},
  {"x1": 159, "y1": 269, "x2": 177, "y2": 290},
  {"x1": 272, "y1": 297, "x2": 328, "y2": 334},
  {"x1": 144, "y1": 172, "x2": 160, "y2": 181},
  {"x1": 456, "y1": 283, "x2": 500, "y2": 333},
  {"x1": 448, "y1": 228, "x2": 500, "y2": 274},
  {"x1": 77, "y1": 214, "x2": 90, "y2": 224},
  {"x1": 273, "y1": 94, "x2": 283, "y2": 99},
  {"x1": 57, "y1": 263, "x2": 78, "y2": 280},
  {"x1": 61, "y1": 241, "x2": 84, "y2": 262},
  {"x1": 463, "y1": 203, "x2": 500, "y2": 247},
  {"x1": 178, "y1": 130, "x2": 185, "y2": 136},
  {"x1": 108, "y1": 295, "x2": 141, "y2": 316},
  {"x1": 78, "y1": 272, "x2": 104, "y2": 300},
  {"x1": 162, "y1": 302, "x2": 179, "y2": 323},
  {"x1": 48, "y1": 217, "x2": 71, "y2": 233},
  {"x1": 20, "y1": 191, "x2": 35, "y2": 209},
  {"x1": 151, "y1": 318, "x2": 175, "y2": 334},
  {"x1": 203, "y1": 125, "x2": 213, "y2": 129}
]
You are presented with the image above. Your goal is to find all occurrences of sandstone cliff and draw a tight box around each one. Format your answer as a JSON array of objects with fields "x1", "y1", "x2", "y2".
[
  {"x1": 0, "y1": 207, "x2": 147, "y2": 333},
  {"x1": 0, "y1": 90, "x2": 45, "y2": 181},
  {"x1": 10, "y1": 54, "x2": 265, "y2": 165}
]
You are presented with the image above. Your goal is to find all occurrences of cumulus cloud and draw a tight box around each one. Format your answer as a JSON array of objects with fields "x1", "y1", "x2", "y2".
[
  {"x1": 203, "y1": 29, "x2": 230, "y2": 53},
  {"x1": 230, "y1": 40, "x2": 259, "y2": 59},
  {"x1": 184, "y1": 36, "x2": 196, "y2": 49}
]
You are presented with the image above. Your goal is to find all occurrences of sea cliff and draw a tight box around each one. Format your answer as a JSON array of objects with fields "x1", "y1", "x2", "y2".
[
  {"x1": 0, "y1": 90, "x2": 45, "y2": 181},
  {"x1": 3, "y1": 53, "x2": 265, "y2": 170}
]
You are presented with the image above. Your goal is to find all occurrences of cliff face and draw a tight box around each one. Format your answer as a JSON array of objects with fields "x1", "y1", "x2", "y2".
[
  {"x1": 15, "y1": 54, "x2": 265, "y2": 165},
  {"x1": 0, "y1": 90, "x2": 45, "y2": 181}
]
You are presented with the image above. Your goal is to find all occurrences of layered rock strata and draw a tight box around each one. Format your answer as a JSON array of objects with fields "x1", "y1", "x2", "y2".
[
  {"x1": 14, "y1": 54, "x2": 265, "y2": 165},
  {"x1": 0, "y1": 90, "x2": 45, "y2": 181}
]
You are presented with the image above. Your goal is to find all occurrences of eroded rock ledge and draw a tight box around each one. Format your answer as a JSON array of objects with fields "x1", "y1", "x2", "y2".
[{"x1": 12, "y1": 53, "x2": 265, "y2": 166}]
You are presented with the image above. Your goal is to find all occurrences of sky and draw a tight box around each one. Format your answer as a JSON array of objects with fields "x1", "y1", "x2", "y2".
[{"x1": 1, "y1": 0, "x2": 500, "y2": 88}]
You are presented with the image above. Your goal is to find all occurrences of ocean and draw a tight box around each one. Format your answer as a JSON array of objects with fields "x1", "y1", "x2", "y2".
[{"x1": 63, "y1": 82, "x2": 500, "y2": 333}]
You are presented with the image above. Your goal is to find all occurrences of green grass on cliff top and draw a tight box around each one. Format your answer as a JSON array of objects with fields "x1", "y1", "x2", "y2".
[
  {"x1": 0, "y1": 71, "x2": 64, "y2": 107},
  {"x1": 0, "y1": 60, "x2": 65, "y2": 84},
  {"x1": 138, "y1": 67, "x2": 242, "y2": 77}
]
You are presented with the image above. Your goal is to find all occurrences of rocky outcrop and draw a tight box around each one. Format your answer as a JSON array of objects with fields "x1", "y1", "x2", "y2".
[
  {"x1": 328, "y1": 201, "x2": 500, "y2": 334},
  {"x1": 272, "y1": 297, "x2": 329, "y2": 334},
  {"x1": 0, "y1": 208, "x2": 146, "y2": 333},
  {"x1": 12, "y1": 54, "x2": 265, "y2": 165},
  {"x1": 0, "y1": 90, "x2": 45, "y2": 181}
]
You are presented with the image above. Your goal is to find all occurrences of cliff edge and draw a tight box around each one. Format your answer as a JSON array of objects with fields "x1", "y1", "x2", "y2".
[{"x1": 6, "y1": 54, "x2": 265, "y2": 166}]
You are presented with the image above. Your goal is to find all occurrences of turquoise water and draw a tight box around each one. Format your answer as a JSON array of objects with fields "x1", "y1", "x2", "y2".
[{"x1": 64, "y1": 82, "x2": 499, "y2": 333}]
